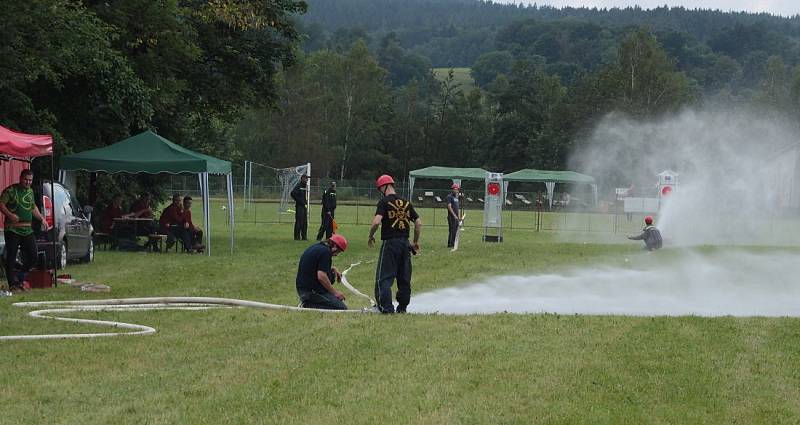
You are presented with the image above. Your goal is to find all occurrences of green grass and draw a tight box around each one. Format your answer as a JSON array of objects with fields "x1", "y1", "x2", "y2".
[
  {"x1": 433, "y1": 67, "x2": 476, "y2": 94},
  {"x1": 2, "y1": 205, "x2": 800, "y2": 424}
]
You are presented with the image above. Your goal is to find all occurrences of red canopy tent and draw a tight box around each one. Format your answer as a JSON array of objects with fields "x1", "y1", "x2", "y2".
[
  {"x1": 0, "y1": 125, "x2": 54, "y2": 231},
  {"x1": 0, "y1": 124, "x2": 56, "y2": 280},
  {"x1": 0, "y1": 125, "x2": 53, "y2": 158}
]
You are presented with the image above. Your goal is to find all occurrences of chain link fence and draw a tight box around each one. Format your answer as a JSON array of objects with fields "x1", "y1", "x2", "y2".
[{"x1": 167, "y1": 176, "x2": 651, "y2": 234}]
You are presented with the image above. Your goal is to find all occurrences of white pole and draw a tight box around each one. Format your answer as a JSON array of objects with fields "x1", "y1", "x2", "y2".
[
  {"x1": 242, "y1": 161, "x2": 249, "y2": 211},
  {"x1": 306, "y1": 162, "x2": 311, "y2": 227},
  {"x1": 248, "y1": 161, "x2": 253, "y2": 209},
  {"x1": 204, "y1": 172, "x2": 211, "y2": 256},
  {"x1": 227, "y1": 173, "x2": 235, "y2": 254}
]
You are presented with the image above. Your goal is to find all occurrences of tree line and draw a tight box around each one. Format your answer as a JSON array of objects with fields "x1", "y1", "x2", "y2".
[
  {"x1": 237, "y1": 12, "x2": 800, "y2": 180},
  {"x1": 1, "y1": 0, "x2": 305, "y2": 201}
]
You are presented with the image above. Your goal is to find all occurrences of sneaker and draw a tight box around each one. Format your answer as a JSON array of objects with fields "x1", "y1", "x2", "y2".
[{"x1": 1, "y1": 290, "x2": 12, "y2": 297}]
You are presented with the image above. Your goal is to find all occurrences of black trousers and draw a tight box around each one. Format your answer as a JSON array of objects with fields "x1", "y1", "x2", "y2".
[
  {"x1": 316, "y1": 210, "x2": 334, "y2": 240},
  {"x1": 294, "y1": 206, "x2": 307, "y2": 240},
  {"x1": 299, "y1": 291, "x2": 347, "y2": 310},
  {"x1": 176, "y1": 227, "x2": 203, "y2": 251},
  {"x1": 374, "y1": 239, "x2": 412, "y2": 313},
  {"x1": 3, "y1": 231, "x2": 37, "y2": 287},
  {"x1": 447, "y1": 214, "x2": 459, "y2": 247}
]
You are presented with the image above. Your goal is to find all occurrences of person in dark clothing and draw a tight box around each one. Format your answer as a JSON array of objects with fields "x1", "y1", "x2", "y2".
[
  {"x1": 0, "y1": 169, "x2": 45, "y2": 292},
  {"x1": 180, "y1": 196, "x2": 204, "y2": 253},
  {"x1": 368, "y1": 174, "x2": 422, "y2": 314},
  {"x1": 159, "y1": 194, "x2": 183, "y2": 250},
  {"x1": 316, "y1": 181, "x2": 337, "y2": 241},
  {"x1": 296, "y1": 234, "x2": 349, "y2": 310},
  {"x1": 446, "y1": 183, "x2": 461, "y2": 248},
  {"x1": 101, "y1": 194, "x2": 133, "y2": 234},
  {"x1": 628, "y1": 215, "x2": 663, "y2": 251},
  {"x1": 130, "y1": 192, "x2": 154, "y2": 219},
  {"x1": 291, "y1": 174, "x2": 308, "y2": 240},
  {"x1": 129, "y1": 192, "x2": 157, "y2": 250}
]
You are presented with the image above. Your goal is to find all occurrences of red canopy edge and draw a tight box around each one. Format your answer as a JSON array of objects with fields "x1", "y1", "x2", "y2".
[{"x1": 0, "y1": 125, "x2": 53, "y2": 159}]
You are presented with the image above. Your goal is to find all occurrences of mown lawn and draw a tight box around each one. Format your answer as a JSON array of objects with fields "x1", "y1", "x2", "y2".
[{"x1": 2, "y1": 207, "x2": 800, "y2": 424}]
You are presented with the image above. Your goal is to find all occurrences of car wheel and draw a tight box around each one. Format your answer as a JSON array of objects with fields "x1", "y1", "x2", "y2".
[
  {"x1": 82, "y1": 238, "x2": 94, "y2": 263},
  {"x1": 58, "y1": 241, "x2": 67, "y2": 269}
]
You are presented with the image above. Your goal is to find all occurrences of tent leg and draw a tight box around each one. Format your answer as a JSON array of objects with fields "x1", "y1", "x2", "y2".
[
  {"x1": 227, "y1": 173, "x2": 234, "y2": 254},
  {"x1": 204, "y1": 173, "x2": 211, "y2": 256}
]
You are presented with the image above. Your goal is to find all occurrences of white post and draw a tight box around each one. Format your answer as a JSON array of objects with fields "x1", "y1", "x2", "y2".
[
  {"x1": 204, "y1": 172, "x2": 211, "y2": 256},
  {"x1": 227, "y1": 173, "x2": 235, "y2": 254},
  {"x1": 242, "y1": 161, "x2": 249, "y2": 211},
  {"x1": 306, "y1": 162, "x2": 311, "y2": 228}
]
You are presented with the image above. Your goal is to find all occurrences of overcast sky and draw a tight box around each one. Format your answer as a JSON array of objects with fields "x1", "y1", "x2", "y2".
[{"x1": 497, "y1": 1, "x2": 798, "y2": 17}]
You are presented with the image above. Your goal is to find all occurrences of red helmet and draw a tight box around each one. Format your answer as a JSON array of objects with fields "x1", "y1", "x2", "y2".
[
  {"x1": 451, "y1": 183, "x2": 460, "y2": 190},
  {"x1": 376, "y1": 174, "x2": 395, "y2": 189},
  {"x1": 644, "y1": 215, "x2": 653, "y2": 225},
  {"x1": 329, "y1": 234, "x2": 348, "y2": 252}
]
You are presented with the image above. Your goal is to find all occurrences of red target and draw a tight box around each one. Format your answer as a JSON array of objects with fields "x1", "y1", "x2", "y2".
[
  {"x1": 661, "y1": 186, "x2": 673, "y2": 196},
  {"x1": 487, "y1": 182, "x2": 500, "y2": 195}
]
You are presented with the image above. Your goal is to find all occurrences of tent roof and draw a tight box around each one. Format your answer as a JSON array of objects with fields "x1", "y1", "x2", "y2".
[
  {"x1": 61, "y1": 131, "x2": 231, "y2": 174},
  {"x1": 504, "y1": 169, "x2": 595, "y2": 184},
  {"x1": 0, "y1": 125, "x2": 53, "y2": 158},
  {"x1": 409, "y1": 166, "x2": 489, "y2": 180}
]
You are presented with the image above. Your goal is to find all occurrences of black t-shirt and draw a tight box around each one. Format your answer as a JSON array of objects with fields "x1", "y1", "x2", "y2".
[
  {"x1": 296, "y1": 243, "x2": 332, "y2": 294},
  {"x1": 291, "y1": 181, "x2": 307, "y2": 208},
  {"x1": 321, "y1": 189, "x2": 337, "y2": 212},
  {"x1": 446, "y1": 192, "x2": 460, "y2": 217},
  {"x1": 375, "y1": 194, "x2": 419, "y2": 240}
]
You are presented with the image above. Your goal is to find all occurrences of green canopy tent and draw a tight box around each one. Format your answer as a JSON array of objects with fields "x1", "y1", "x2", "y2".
[
  {"x1": 408, "y1": 166, "x2": 490, "y2": 197},
  {"x1": 60, "y1": 131, "x2": 234, "y2": 256},
  {"x1": 504, "y1": 169, "x2": 597, "y2": 209}
]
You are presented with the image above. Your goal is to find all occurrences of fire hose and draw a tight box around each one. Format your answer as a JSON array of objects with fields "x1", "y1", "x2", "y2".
[{"x1": 1, "y1": 262, "x2": 376, "y2": 341}]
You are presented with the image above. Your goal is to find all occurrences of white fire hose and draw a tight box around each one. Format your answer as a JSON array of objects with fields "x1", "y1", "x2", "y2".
[{"x1": 1, "y1": 262, "x2": 377, "y2": 341}]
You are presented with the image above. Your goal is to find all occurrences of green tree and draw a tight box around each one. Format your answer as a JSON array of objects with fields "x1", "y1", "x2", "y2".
[
  {"x1": 615, "y1": 29, "x2": 693, "y2": 116},
  {"x1": 471, "y1": 51, "x2": 515, "y2": 87}
]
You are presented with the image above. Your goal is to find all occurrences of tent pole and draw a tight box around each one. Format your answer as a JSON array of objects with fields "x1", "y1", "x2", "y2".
[
  {"x1": 247, "y1": 161, "x2": 252, "y2": 210},
  {"x1": 49, "y1": 155, "x2": 57, "y2": 287},
  {"x1": 243, "y1": 161, "x2": 248, "y2": 211},
  {"x1": 227, "y1": 173, "x2": 234, "y2": 254},
  {"x1": 204, "y1": 173, "x2": 211, "y2": 256}
]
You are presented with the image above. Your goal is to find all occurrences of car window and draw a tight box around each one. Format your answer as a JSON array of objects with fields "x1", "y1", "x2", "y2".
[
  {"x1": 54, "y1": 185, "x2": 70, "y2": 216},
  {"x1": 67, "y1": 189, "x2": 83, "y2": 217}
]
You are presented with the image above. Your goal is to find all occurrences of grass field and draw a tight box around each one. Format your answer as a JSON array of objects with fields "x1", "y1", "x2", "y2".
[
  {"x1": 433, "y1": 68, "x2": 476, "y2": 94},
  {"x1": 3, "y1": 204, "x2": 800, "y2": 424}
]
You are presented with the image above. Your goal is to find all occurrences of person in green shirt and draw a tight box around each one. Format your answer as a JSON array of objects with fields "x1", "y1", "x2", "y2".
[{"x1": 0, "y1": 169, "x2": 45, "y2": 292}]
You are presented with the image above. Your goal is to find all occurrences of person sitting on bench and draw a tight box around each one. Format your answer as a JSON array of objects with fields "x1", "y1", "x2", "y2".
[
  {"x1": 179, "y1": 196, "x2": 204, "y2": 253},
  {"x1": 158, "y1": 194, "x2": 184, "y2": 250}
]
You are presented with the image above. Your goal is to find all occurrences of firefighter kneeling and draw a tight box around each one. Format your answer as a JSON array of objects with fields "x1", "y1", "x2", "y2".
[
  {"x1": 296, "y1": 234, "x2": 349, "y2": 310},
  {"x1": 628, "y1": 215, "x2": 663, "y2": 251}
]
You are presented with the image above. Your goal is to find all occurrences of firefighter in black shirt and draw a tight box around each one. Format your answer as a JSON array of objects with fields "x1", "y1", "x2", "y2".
[
  {"x1": 316, "y1": 181, "x2": 337, "y2": 240},
  {"x1": 368, "y1": 174, "x2": 422, "y2": 314},
  {"x1": 291, "y1": 174, "x2": 308, "y2": 240}
]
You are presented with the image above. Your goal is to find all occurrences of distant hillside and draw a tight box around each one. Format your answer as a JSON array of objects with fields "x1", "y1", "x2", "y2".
[{"x1": 299, "y1": 0, "x2": 800, "y2": 67}]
